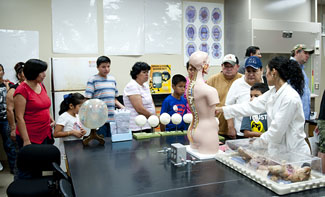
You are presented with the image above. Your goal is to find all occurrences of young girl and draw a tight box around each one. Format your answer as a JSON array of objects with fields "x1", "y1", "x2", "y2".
[{"x1": 54, "y1": 93, "x2": 87, "y2": 169}]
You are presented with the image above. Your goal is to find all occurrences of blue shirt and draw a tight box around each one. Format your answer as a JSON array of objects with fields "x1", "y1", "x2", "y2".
[
  {"x1": 160, "y1": 95, "x2": 188, "y2": 131},
  {"x1": 290, "y1": 57, "x2": 311, "y2": 120}
]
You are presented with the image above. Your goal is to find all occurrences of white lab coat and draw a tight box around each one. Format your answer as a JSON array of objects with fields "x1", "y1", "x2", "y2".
[{"x1": 223, "y1": 83, "x2": 310, "y2": 155}]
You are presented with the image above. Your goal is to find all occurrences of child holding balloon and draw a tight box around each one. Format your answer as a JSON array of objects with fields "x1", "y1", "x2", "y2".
[{"x1": 54, "y1": 93, "x2": 87, "y2": 162}]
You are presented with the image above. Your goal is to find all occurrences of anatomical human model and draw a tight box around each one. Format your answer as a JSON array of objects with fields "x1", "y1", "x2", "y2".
[{"x1": 186, "y1": 51, "x2": 220, "y2": 154}]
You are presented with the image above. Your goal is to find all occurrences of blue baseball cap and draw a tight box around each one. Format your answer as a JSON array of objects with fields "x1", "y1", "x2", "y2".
[{"x1": 245, "y1": 56, "x2": 262, "y2": 69}]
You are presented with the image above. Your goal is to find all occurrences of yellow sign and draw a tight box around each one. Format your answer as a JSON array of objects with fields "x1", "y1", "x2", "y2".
[{"x1": 149, "y1": 65, "x2": 171, "y2": 94}]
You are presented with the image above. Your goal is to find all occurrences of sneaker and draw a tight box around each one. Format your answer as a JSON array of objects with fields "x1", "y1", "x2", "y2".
[{"x1": 0, "y1": 162, "x2": 3, "y2": 171}]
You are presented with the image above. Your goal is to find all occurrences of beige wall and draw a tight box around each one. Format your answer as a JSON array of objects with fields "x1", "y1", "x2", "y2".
[
  {"x1": 0, "y1": 0, "x2": 223, "y2": 96},
  {"x1": 0, "y1": 0, "x2": 324, "y2": 114}
]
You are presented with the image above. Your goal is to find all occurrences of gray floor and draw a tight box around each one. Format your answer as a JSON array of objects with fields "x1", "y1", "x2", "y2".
[{"x1": 0, "y1": 160, "x2": 14, "y2": 197}]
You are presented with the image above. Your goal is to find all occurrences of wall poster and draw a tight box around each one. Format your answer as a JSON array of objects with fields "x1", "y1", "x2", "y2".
[
  {"x1": 183, "y1": 1, "x2": 224, "y2": 66},
  {"x1": 149, "y1": 65, "x2": 171, "y2": 94}
]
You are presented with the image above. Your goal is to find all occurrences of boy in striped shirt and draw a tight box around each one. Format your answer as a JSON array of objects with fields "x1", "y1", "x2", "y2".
[{"x1": 85, "y1": 56, "x2": 124, "y2": 137}]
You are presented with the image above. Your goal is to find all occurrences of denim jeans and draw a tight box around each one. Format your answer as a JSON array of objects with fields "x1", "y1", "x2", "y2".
[
  {"x1": 97, "y1": 123, "x2": 111, "y2": 137},
  {"x1": 0, "y1": 119, "x2": 16, "y2": 172}
]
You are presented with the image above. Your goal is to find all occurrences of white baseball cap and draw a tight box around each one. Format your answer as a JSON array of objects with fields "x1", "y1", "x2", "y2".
[{"x1": 222, "y1": 54, "x2": 237, "y2": 66}]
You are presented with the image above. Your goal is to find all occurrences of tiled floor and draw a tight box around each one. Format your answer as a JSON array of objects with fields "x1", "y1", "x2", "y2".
[{"x1": 0, "y1": 161, "x2": 14, "y2": 196}]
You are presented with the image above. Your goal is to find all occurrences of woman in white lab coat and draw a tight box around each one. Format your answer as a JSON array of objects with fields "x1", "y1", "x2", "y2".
[{"x1": 217, "y1": 56, "x2": 310, "y2": 155}]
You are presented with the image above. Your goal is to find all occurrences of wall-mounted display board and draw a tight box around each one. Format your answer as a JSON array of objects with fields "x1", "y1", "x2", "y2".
[{"x1": 183, "y1": 1, "x2": 224, "y2": 66}]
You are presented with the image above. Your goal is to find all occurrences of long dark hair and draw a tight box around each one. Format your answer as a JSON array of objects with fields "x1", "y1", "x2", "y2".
[
  {"x1": 268, "y1": 56, "x2": 304, "y2": 96},
  {"x1": 59, "y1": 93, "x2": 85, "y2": 115}
]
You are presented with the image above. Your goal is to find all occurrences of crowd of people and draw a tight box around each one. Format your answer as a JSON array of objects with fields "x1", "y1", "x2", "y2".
[{"x1": 0, "y1": 43, "x2": 321, "y2": 175}]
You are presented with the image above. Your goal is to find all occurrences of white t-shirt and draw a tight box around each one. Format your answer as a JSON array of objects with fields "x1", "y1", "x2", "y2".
[
  {"x1": 225, "y1": 76, "x2": 251, "y2": 136},
  {"x1": 56, "y1": 112, "x2": 83, "y2": 154},
  {"x1": 123, "y1": 79, "x2": 155, "y2": 131}
]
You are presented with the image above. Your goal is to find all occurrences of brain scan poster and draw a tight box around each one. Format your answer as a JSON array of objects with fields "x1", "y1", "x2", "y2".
[{"x1": 183, "y1": 2, "x2": 224, "y2": 66}]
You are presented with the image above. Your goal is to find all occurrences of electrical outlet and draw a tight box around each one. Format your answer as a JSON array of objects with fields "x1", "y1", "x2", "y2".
[{"x1": 315, "y1": 83, "x2": 319, "y2": 90}]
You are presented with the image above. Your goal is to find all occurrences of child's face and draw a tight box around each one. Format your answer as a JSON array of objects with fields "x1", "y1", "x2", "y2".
[
  {"x1": 97, "y1": 62, "x2": 110, "y2": 77},
  {"x1": 250, "y1": 89, "x2": 262, "y2": 101},
  {"x1": 173, "y1": 81, "x2": 186, "y2": 96},
  {"x1": 73, "y1": 104, "x2": 83, "y2": 115},
  {"x1": 70, "y1": 100, "x2": 85, "y2": 115}
]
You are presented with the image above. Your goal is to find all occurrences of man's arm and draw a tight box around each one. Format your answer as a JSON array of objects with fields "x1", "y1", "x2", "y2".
[
  {"x1": 227, "y1": 119, "x2": 236, "y2": 139},
  {"x1": 115, "y1": 98, "x2": 125, "y2": 109}
]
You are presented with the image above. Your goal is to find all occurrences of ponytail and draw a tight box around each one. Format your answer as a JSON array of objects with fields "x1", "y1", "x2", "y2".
[
  {"x1": 58, "y1": 93, "x2": 85, "y2": 115},
  {"x1": 268, "y1": 56, "x2": 304, "y2": 96}
]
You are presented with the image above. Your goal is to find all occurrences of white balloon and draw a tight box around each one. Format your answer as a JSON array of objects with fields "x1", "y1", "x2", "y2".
[
  {"x1": 171, "y1": 113, "x2": 182, "y2": 125},
  {"x1": 79, "y1": 99, "x2": 108, "y2": 129},
  {"x1": 135, "y1": 115, "x2": 147, "y2": 127},
  {"x1": 183, "y1": 113, "x2": 193, "y2": 124},
  {"x1": 160, "y1": 113, "x2": 171, "y2": 125},
  {"x1": 148, "y1": 115, "x2": 159, "y2": 127}
]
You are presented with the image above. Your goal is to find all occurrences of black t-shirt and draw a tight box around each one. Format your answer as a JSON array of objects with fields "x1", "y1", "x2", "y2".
[{"x1": 0, "y1": 83, "x2": 7, "y2": 119}]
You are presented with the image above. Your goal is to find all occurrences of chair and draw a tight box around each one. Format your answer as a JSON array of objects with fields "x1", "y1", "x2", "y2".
[
  {"x1": 59, "y1": 179, "x2": 75, "y2": 197},
  {"x1": 6, "y1": 144, "x2": 61, "y2": 197}
]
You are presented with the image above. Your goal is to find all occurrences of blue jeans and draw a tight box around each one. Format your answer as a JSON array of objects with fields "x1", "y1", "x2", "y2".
[
  {"x1": 0, "y1": 119, "x2": 16, "y2": 172},
  {"x1": 97, "y1": 123, "x2": 111, "y2": 137}
]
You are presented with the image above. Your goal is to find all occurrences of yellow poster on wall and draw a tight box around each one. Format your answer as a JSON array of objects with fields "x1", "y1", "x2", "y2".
[{"x1": 149, "y1": 65, "x2": 171, "y2": 94}]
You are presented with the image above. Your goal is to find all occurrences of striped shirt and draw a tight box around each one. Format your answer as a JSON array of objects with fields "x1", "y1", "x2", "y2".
[
  {"x1": 85, "y1": 74, "x2": 118, "y2": 122},
  {"x1": 123, "y1": 80, "x2": 155, "y2": 131}
]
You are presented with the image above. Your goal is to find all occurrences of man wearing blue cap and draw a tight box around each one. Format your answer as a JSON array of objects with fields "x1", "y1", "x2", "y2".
[
  {"x1": 225, "y1": 56, "x2": 263, "y2": 139},
  {"x1": 290, "y1": 44, "x2": 314, "y2": 121}
]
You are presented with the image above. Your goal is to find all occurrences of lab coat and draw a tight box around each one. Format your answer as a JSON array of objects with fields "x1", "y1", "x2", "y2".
[{"x1": 223, "y1": 83, "x2": 310, "y2": 155}]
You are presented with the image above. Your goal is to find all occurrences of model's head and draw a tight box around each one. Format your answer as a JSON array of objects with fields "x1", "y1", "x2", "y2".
[{"x1": 189, "y1": 51, "x2": 209, "y2": 77}]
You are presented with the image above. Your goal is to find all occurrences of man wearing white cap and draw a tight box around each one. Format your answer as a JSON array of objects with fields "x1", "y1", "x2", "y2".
[
  {"x1": 207, "y1": 54, "x2": 242, "y2": 139},
  {"x1": 290, "y1": 44, "x2": 314, "y2": 121}
]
